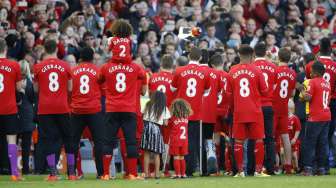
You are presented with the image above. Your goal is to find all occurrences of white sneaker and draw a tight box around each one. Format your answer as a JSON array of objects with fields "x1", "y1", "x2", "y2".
[{"x1": 233, "y1": 172, "x2": 245, "y2": 178}]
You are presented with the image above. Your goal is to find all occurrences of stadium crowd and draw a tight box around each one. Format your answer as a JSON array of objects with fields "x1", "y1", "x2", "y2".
[{"x1": 1, "y1": 0, "x2": 336, "y2": 181}]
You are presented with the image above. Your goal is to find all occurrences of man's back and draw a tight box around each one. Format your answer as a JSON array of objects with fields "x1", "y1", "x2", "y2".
[
  {"x1": 0, "y1": 58, "x2": 21, "y2": 115},
  {"x1": 34, "y1": 58, "x2": 71, "y2": 114},
  {"x1": 172, "y1": 62, "x2": 210, "y2": 121},
  {"x1": 228, "y1": 63, "x2": 267, "y2": 122},
  {"x1": 101, "y1": 61, "x2": 145, "y2": 113}
]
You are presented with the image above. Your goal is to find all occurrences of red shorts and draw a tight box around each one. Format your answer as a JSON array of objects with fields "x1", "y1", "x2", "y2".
[
  {"x1": 233, "y1": 119, "x2": 264, "y2": 140},
  {"x1": 274, "y1": 115, "x2": 289, "y2": 136},
  {"x1": 169, "y1": 145, "x2": 188, "y2": 156}
]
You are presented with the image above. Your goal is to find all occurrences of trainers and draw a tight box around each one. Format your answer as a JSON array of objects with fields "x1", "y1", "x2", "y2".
[
  {"x1": 233, "y1": 172, "x2": 245, "y2": 178},
  {"x1": 100, "y1": 174, "x2": 110, "y2": 181},
  {"x1": 224, "y1": 171, "x2": 234, "y2": 176},
  {"x1": 127, "y1": 174, "x2": 144, "y2": 180},
  {"x1": 254, "y1": 172, "x2": 271, "y2": 177},
  {"x1": 11, "y1": 175, "x2": 24, "y2": 181},
  {"x1": 68, "y1": 175, "x2": 78, "y2": 181},
  {"x1": 46, "y1": 175, "x2": 59, "y2": 181}
]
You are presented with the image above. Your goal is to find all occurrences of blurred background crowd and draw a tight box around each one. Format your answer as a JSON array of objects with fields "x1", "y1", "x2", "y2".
[{"x1": 1, "y1": 0, "x2": 336, "y2": 174}]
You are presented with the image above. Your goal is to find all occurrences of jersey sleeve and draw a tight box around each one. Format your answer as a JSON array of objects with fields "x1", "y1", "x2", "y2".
[
  {"x1": 171, "y1": 71, "x2": 179, "y2": 91},
  {"x1": 33, "y1": 64, "x2": 40, "y2": 82},
  {"x1": 258, "y1": 69, "x2": 268, "y2": 96},
  {"x1": 14, "y1": 62, "x2": 22, "y2": 82}
]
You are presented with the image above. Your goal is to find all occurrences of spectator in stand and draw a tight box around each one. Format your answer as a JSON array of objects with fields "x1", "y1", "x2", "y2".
[
  {"x1": 308, "y1": 26, "x2": 321, "y2": 54},
  {"x1": 153, "y1": 2, "x2": 173, "y2": 31},
  {"x1": 202, "y1": 23, "x2": 222, "y2": 50}
]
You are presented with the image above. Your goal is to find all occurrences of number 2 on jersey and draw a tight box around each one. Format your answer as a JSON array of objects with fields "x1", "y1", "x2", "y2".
[
  {"x1": 0, "y1": 73, "x2": 4, "y2": 93},
  {"x1": 119, "y1": 45, "x2": 126, "y2": 57},
  {"x1": 180, "y1": 126, "x2": 186, "y2": 139}
]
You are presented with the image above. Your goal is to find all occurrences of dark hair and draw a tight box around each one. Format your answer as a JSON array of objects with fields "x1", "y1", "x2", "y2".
[
  {"x1": 312, "y1": 61, "x2": 325, "y2": 76},
  {"x1": 170, "y1": 99, "x2": 192, "y2": 119},
  {"x1": 83, "y1": 31, "x2": 94, "y2": 40},
  {"x1": 161, "y1": 54, "x2": 174, "y2": 70},
  {"x1": 0, "y1": 38, "x2": 7, "y2": 54},
  {"x1": 80, "y1": 47, "x2": 94, "y2": 62},
  {"x1": 189, "y1": 47, "x2": 202, "y2": 61},
  {"x1": 206, "y1": 22, "x2": 215, "y2": 29},
  {"x1": 278, "y1": 48, "x2": 291, "y2": 63},
  {"x1": 200, "y1": 49, "x2": 209, "y2": 64},
  {"x1": 144, "y1": 91, "x2": 167, "y2": 122},
  {"x1": 209, "y1": 54, "x2": 224, "y2": 67},
  {"x1": 254, "y1": 42, "x2": 267, "y2": 57},
  {"x1": 303, "y1": 53, "x2": 315, "y2": 65},
  {"x1": 320, "y1": 37, "x2": 331, "y2": 56},
  {"x1": 177, "y1": 56, "x2": 188, "y2": 67},
  {"x1": 238, "y1": 44, "x2": 254, "y2": 59},
  {"x1": 111, "y1": 19, "x2": 133, "y2": 38},
  {"x1": 44, "y1": 40, "x2": 58, "y2": 54}
]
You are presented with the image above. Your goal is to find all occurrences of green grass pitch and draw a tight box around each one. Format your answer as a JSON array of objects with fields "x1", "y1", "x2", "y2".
[{"x1": 1, "y1": 172, "x2": 336, "y2": 188}]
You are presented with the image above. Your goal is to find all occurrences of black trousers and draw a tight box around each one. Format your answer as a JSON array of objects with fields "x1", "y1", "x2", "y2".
[
  {"x1": 104, "y1": 112, "x2": 138, "y2": 158},
  {"x1": 38, "y1": 114, "x2": 76, "y2": 156},
  {"x1": 0, "y1": 135, "x2": 9, "y2": 174},
  {"x1": 71, "y1": 112, "x2": 105, "y2": 176},
  {"x1": 247, "y1": 106, "x2": 275, "y2": 175},
  {"x1": 186, "y1": 121, "x2": 214, "y2": 176},
  {"x1": 18, "y1": 131, "x2": 32, "y2": 174}
]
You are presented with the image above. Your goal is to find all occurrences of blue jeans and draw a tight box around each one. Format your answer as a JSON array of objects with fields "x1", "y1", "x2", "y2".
[{"x1": 302, "y1": 121, "x2": 329, "y2": 170}]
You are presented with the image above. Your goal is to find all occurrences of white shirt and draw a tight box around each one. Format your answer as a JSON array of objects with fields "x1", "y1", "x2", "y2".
[{"x1": 143, "y1": 107, "x2": 171, "y2": 125}]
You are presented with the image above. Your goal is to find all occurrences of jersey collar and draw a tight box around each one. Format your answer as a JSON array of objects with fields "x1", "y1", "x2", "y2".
[
  {"x1": 254, "y1": 57, "x2": 266, "y2": 61},
  {"x1": 200, "y1": 64, "x2": 208, "y2": 67},
  {"x1": 319, "y1": 56, "x2": 332, "y2": 60},
  {"x1": 189, "y1": 61, "x2": 199, "y2": 65}
]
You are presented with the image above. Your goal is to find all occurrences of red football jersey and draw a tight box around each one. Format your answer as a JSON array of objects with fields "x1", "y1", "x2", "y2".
[
  {"x1": 171, "y1": 62, "x2": 210, "y2": 121},
  {"x1": 71, "y1": 62, "x2": 102, "y2": 114},
  {"x1": 288, "y1": 115, "x2": 301, "y2": 140},
  {"x1": 273, "y1": 65, "x2": 296, "y2": 116},
  {"x1": 0, "y1": 58, "x2": 21, "y2": 115},
  {"x1": 217, "y1": 70, "x2": 230, "y2": 117},
  {"x1": 306, "y1": 77, "x2": 331, "y2": 122},
  {"x1": 100, "y1": 61, "x2": 146, "y2": 113},
  {"x1": 108, "y1": 36, "x2": 132, "y2": 63},
  {"x1": 169, "y1": 116, "x2": 188, "y2": 146},
  {"x1": 253, "y1": 58, "x2": 277, "y2": 107},
  {"x1": 34, "y1": 58, "x2": 71, "y2": 114},
  {"x1": 149, "y1": 71, "x2": 174, "y2": 107},
  {"x1": 306, "y1": 56, "x2": 336, "y2": 98},
  {"x1": 199, "y1": 65, "x2": 222, "y2": 123},
  {"x1": 227, "y1": 63, "x2": 268, "y2": 123}
]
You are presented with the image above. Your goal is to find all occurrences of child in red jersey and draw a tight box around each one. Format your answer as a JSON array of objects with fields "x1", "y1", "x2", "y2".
[
  {"x1": 288, "y1": 99, "x2": 301, "y2": 173},
  {"x1": 169, "y1": 99, "x2": 192, "y2": 178},
  {"x1": 108, "y1": 19, "x2": 133, "y2": 63}
]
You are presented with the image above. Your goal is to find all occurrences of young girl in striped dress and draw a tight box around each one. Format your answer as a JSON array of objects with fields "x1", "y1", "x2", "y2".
[{"x1": 141, "y1": 91, "x2": 171, "y2": 179}]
